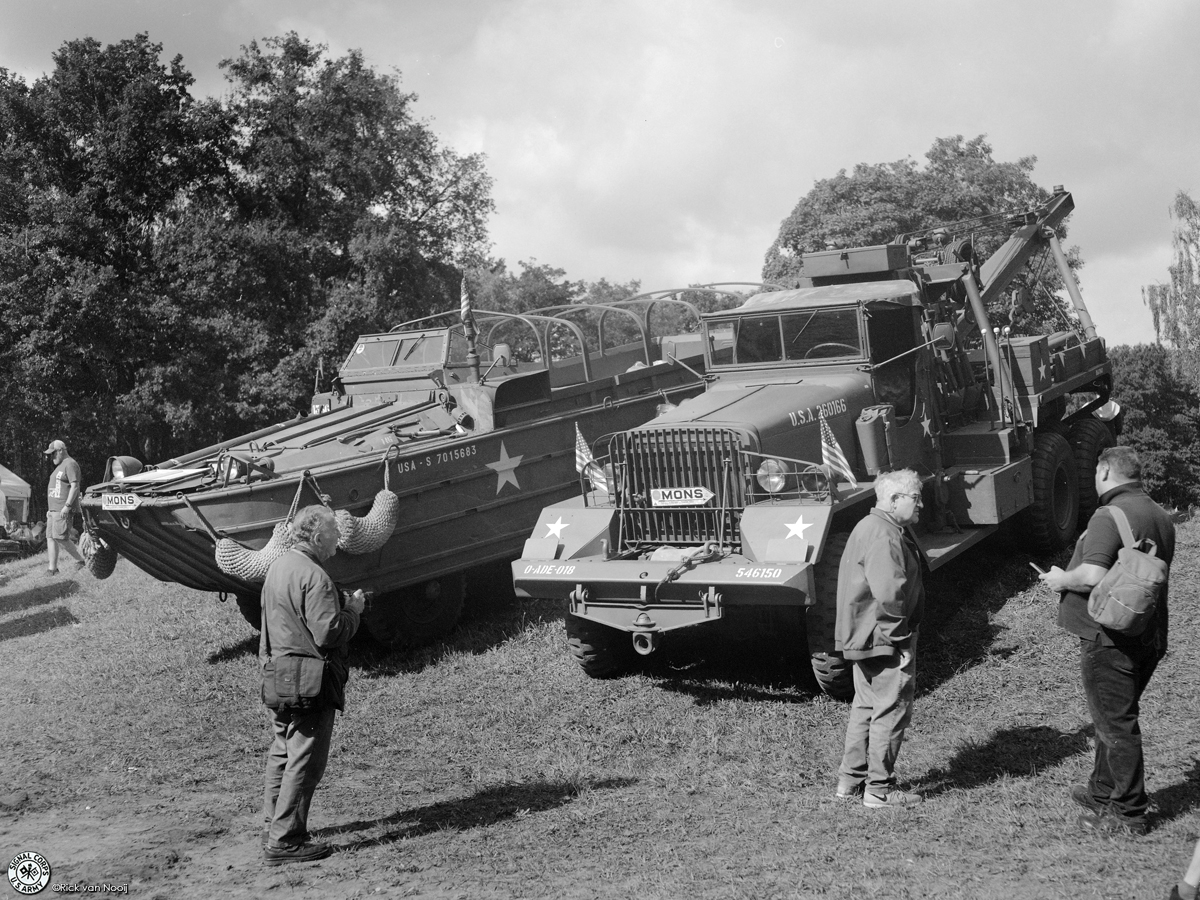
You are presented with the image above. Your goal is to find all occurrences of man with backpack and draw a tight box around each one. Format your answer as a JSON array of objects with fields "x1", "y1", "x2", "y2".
[{"x1": 1041, "y1": 445, "x2": 1175, "y2": 836}]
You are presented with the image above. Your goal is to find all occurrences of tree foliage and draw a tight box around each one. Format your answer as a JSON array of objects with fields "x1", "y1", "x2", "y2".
[
  {"x1": 0, "y1": 32, "x2": 494, "y2": 496},
  {"x1": 1108, "y1": 343, "x2": 1200, "y2": 508},
  {"x1": 763, "y1": 135, "x2": 1076, "y2": 334}
]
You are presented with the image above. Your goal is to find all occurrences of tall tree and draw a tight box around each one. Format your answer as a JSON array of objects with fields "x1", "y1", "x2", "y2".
[
  {"x1": 0, "y1": 34, "x2": 228, "y2": 484},
  {"x1": 1143, "y1": 190, "x2": 1200, "y2": 381}
]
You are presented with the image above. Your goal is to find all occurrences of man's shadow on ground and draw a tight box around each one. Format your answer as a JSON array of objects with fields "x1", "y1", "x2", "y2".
[
  {"x1": 1151, "y1": 757, "x2": 1200, "y2": 827},
  {"x1": 917, "y1": 724, "x2": 1091, "y2": 796},
  {"x1": 319, "y1": 776, "x2": 636, "y2": 849}
]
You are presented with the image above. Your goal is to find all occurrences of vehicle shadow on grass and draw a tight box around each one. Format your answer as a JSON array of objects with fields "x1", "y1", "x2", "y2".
[
  {"x1": 0, "y1": 605, "x2": 79, "y2": 643},
  {"x1": 916, "y1": 724, "x2": 1091, "y2": 796},
  {"x1": 0, "y1": 580, "x2": 79, "y2": 616},
  {"x1": 205, "y1": 595, "x2": 561, "y2": 672},
  {"x1": 915, "y1": 530, "x2": 1070, "y2": 699},
  {"x1": 322, "y1": 776, "x2": 636, "y2": 849}
]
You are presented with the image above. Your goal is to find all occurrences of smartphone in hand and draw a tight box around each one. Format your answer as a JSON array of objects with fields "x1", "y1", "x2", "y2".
[{"x1": 1029, "y1": 561, "x2": 1047, "y2": 575}]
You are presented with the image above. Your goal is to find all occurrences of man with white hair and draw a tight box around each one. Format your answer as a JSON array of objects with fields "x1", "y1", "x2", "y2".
[
  {"x1": 44, "y1": 439, "x2": 85, "y2": 575},
  {"x1": 260, "y1": 504, "x2": 366, "y2": 865},
  {"x1": 834, "y1": 468, "x2": 926, "y2": 808}
]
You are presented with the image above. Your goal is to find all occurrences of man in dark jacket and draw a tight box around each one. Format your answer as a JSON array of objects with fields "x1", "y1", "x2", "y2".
[
  {"x1": 1042, "y1": 445, "x2": 1174, "y2": 836},
  {"x1": 834, "y1": 468, "x2": 925, "y2": 809},
  {"x1": 260, "y1": 505, "x2": 365, "y2": 865}
]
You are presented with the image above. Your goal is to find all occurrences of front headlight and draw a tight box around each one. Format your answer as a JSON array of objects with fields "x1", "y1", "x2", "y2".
[
  {"x1": 107, "y1": 456, "x2": 143, "y2": 481},
  {"x1": 756, "y1": 458, "x2": 788, "y2": 493}
]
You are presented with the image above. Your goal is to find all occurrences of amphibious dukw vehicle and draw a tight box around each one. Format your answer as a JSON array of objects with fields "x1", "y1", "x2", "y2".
[
  {"x1": 512, "y1": 188, "x2": 1119, "y2": 696},
  {"x1": 78, "y1": 289, "x2": 760, "y2": 645}
]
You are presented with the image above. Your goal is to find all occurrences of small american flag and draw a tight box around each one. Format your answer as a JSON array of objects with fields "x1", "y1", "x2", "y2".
[
  {"x1": 819, "y1": 410, "x2": 857, "y2": 487},
  {"x1": 574, "y1": 423, "x2": 608, "y2": 492},
  {"x1": 459, "y1": 275, "x2": 474, "y2": 328}
]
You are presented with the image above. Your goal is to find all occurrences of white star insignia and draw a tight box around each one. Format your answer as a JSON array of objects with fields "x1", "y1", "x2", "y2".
[
  {"x1": 921, "y1": 412, "x2": 933, "y2": 437},
  {"x1": 785, "y1": 515, "x2": 812, "y2": 539},
  {"x1": 545, "y1": 517, "x2": 569, "y2": 539},
  {"x1": 1038, "y1": 360, "x2": 1048, "y2": 381},
  {"x1": 486, "y1": 441, "x2": 524, "y2": 494}
]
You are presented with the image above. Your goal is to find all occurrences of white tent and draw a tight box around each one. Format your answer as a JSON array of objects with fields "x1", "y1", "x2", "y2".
[{"x1": 0, "y1": 463, "x2": 32, "y2": 525}]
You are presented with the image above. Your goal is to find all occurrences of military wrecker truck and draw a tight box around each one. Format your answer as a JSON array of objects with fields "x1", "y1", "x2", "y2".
[{"x1": 512, "y1": 187, "x2": 1117, "y2": 697}]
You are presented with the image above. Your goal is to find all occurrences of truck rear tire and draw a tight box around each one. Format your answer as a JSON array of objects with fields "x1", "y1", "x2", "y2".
[
  {"x1": 1020, "y1": 430, "x2": 1079, "y2": 552},
  {"x1": 363, "y1": 575, "x2": 466, "y2": 649},
  {"x1": 565, "y1": 613, "x2": 636, "y2": 678},
  {"x1": 1069, "y1": 418, "x2": 1115, "y2": 528},
  {"x1": 806, "y1": 532, "x2": 853, "y2": 701}
]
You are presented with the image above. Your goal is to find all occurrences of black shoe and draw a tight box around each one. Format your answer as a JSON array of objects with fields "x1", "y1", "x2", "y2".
[
  {"x1": 1070, "y1": 784, "x2": 1105, "y2": 813},
  {"x1": 1077, "y1": 810, "x2": 1148, "y2": 837},
  {"x1": 263, "y1": 840, "x2": 332, "y2": 866}
]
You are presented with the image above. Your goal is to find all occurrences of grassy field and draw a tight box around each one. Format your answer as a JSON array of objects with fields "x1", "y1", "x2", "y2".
[{"x1": 1, "y1": 521, "x2": 1198, "y2": 899}]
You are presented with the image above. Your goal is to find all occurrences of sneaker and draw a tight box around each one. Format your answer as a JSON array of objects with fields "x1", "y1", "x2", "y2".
[
  {"x1": 863, "y1": 788, "x2": 923, "y2": 809},
  {"x1": 836, "y1": 779, "x2": 864, "y2": 800},
  {"x1": 1070, "y1": 784, "x2": 1105, "y2": 814},
  {"x1": 263, "y1": 840, "x2": 332, "y2": 866},
  {"x1": 1077, "y1": 810, "x2": 1148, "y2": 837}
]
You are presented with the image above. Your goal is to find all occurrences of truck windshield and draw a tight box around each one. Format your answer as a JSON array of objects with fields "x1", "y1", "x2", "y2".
[{"x1": 706, "y1": 307, "x2": 863, "y2": 366}]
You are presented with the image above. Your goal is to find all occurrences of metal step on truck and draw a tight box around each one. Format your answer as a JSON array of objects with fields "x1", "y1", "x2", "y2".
[{"x1": 512, "y1": 187, "x2": 1118, "y2": 697}]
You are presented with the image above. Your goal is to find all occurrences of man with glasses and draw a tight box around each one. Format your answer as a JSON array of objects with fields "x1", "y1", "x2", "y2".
[{"x1": 834, "y1": 468, "x2": 926, "y2": 808}]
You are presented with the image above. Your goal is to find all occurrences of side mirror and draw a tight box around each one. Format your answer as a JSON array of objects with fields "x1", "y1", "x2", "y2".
[
  {"x1": 493, "y1": 342, "x2": 512, "y2": 367},
  {"x1": 931, "y1": 323, "x2": 956, "y2": 351}
]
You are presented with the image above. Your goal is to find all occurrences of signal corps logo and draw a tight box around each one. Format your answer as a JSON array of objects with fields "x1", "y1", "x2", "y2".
[{"x1": 7, "y1": 850, "x2": 51, "y2": 894}]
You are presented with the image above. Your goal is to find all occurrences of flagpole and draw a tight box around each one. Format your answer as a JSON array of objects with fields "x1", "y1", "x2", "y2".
[{"x1": 460, "y1": 275, "x2": 481, "y2": 383}]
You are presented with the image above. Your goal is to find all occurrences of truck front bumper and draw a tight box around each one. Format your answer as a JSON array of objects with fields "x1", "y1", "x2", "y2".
[{"x1": 512, "y1": 556, "x2": 814, "y2": 634}]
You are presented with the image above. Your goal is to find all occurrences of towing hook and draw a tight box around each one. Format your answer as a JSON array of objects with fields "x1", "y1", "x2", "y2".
[
  {"x1": 631, "y1": 612, "x2": 661, "y2": 656},
  {"x1": 631, "y1": 630, "x2": 661, "y2": 656}
]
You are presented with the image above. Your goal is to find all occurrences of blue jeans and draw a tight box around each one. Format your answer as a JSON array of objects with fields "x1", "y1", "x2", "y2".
[
  {"x1": 1080, "y1": 635, "x2": 1159, "y2": 825},
  {"x1": 263, "y1": 706, "x2": 337, "y2": 847},
  {"x1": 839, "y1": 643, "x2": 917, "y2": 794}
]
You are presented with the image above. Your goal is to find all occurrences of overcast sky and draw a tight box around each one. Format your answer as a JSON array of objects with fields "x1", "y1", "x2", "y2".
[{"x1": 3, "y1": 0, "x2": 1198, "y2": 346}]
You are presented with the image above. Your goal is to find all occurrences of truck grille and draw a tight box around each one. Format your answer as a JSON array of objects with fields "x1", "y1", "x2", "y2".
[{"x1": 608, "y1": 427, "x2": 746, "y2": 551}]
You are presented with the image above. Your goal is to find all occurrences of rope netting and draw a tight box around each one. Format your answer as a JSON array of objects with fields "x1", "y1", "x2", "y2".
[{"x1": 214, "y1": 452, "x2": 400, "y2": 582}]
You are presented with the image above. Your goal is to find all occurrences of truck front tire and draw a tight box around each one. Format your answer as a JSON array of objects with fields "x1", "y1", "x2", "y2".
[
  {"x1": 806, "y1": 532, "x2": 853, "y2": 701},
  {"x1": 566, "y1": 613, "x2": 636, "y2": 678}
]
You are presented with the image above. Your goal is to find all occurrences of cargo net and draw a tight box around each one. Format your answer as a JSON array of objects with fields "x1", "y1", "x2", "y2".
[
  {"x1": 215, "y1": 457, "x2": 400, "y2": 583},
  {"x1": 79, "y1": 530, "x2": 118, "y2": 580}
]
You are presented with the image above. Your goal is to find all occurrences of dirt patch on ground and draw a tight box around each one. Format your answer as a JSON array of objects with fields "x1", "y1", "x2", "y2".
[{"x1": 0, "y1": 793, "x2": 414, "y2": 899}]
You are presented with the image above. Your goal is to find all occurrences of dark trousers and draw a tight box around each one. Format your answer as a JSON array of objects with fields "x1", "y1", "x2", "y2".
[
  {"x1": 1080, "y1": 635, "x2": 1159, "y2": 824},
  {"x1": 263, "y1": 705, "x2": 337, "y2": 847}
]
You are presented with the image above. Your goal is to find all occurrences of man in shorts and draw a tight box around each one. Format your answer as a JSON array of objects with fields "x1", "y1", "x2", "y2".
[{"x1": 44, "y1": 439, "x2": 85, "y2": 575}]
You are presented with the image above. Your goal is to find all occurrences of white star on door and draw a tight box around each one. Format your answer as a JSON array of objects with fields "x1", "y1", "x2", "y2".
[
  {"x1": 486, "y1": 441, "x2": 524, "y2": 494},
  {"x1": 545, "y1": 517, "x2": 569, "y2": 539},
  {"x1": 785, "y1": 514, "x2": 812, "y2": 539}
]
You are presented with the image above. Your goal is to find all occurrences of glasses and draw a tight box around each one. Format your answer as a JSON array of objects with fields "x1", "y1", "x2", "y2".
[{"x1": 893, "y1": 492, "x2": 923, "y2": 505}]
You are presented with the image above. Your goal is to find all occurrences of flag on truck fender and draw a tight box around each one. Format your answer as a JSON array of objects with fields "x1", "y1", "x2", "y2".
[
  {"x1": 574, "y1": 423, "x2": 609, "y2": 492},
  {"x1": 819, "y1": 410, "x2": 857, "y2": 487}
]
